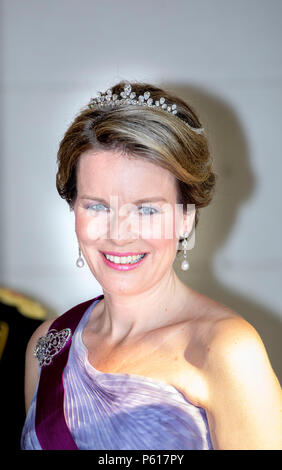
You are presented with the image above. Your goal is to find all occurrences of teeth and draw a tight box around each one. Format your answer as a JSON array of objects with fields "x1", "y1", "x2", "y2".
[{"x1": 104, "y1": 254, "x2": 145, "y2": 264}]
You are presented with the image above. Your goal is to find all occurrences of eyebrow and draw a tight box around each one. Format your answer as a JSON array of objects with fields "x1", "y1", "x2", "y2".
[{"x1": 80, "y1": 196, "x2": 168, "y2": 204}]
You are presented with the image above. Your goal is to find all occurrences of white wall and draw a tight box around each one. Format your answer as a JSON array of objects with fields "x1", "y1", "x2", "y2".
[{"x1": 1, "y1": 0, "x2": 281, "y2": 379}]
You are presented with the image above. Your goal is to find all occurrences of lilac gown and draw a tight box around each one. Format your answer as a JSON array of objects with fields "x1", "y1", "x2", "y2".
[{"x1": 21, "y1": 297, "x2": 213, "y2": 450}]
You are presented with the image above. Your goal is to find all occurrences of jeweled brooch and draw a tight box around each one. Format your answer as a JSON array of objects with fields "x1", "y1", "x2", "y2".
[{"x1": 34, "y1": 328, "x2": 72, "y2": 367}]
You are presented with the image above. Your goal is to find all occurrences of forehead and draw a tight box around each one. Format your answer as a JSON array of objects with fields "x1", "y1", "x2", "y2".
[{"x1": 76, "y1": 150, "x2": 178, "y2": 199}]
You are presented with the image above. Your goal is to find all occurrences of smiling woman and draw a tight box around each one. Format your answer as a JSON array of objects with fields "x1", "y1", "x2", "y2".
[
  {"x1": 56, "y1": 81, "x2": 216, "y2": 255},
  {"x1": 21, "y1": 80, "x2": 282, "y2": 450}
]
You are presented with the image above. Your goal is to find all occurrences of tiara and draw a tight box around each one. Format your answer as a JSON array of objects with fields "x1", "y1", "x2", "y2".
[{"x1": 88, "y1": 83, "x2": 205, "y2": 135}]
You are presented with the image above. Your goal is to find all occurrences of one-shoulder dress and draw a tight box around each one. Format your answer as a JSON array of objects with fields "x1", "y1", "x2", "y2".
[{"x1": 21, "y1": 296, "x2": 213, "y2": 450}]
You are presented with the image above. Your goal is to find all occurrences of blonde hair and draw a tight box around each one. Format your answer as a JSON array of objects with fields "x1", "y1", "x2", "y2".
[{"x1": 56, "y1": 80, "x2": 217, "y2": 255}]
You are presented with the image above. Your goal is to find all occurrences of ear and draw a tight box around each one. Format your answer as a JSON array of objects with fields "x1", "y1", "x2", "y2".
[{"x1": 180, "y1": 204, "x2": 196, "y2": 238}]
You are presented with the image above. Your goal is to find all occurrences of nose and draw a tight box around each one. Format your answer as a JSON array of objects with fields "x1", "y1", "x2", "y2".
[{"x1": 108, "y1": 210, "x2": 139, "y2": 242}]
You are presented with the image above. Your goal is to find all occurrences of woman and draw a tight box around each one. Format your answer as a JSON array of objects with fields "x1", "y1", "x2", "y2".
[{"x1": 21, "y1": 81, "x2": 281, "y2": 450}]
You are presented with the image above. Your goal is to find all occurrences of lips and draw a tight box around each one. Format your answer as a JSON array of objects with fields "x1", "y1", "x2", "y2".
[
  {"x1": 100, "y1": 251, "x2": 148, "y2": 271},
  {"x1": 101, "y1": 251, "x2": 147, "y2": 256}
]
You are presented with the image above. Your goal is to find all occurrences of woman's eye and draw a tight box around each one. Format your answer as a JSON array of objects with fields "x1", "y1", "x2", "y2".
[
  {"x1": 85, "y1": 203, "x2": 159, "y2": 216},
  {"x1": 138, "y1": 206, "x2": 159, "y2": 215},
  {"x1": 86, "y1": 203, "x2": 109, "y2": 212}
]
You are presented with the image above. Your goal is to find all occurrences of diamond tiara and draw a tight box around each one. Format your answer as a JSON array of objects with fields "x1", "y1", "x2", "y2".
[{"x1": 88, "y1": 83, "x2": 205, "y2": 135}]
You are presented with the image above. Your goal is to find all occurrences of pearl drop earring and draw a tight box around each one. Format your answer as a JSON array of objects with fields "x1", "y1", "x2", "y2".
[
  {"x1": 181, "y1": 231, "x2": 189, "y2": 271},
  {"x1": 76, "y1": 246, "x2": 85, "y2": 268}
]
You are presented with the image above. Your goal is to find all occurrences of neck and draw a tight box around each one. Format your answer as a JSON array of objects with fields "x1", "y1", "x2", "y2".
[{"x1": 93, "y1": 269, "x2": 192, "y2": 345}]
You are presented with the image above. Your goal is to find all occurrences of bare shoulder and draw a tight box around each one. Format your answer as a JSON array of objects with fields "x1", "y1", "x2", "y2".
[
  {"x1": 185, "y1": 290, "x2": 273, "y2": 368},
  {"x1": 204, "y1": 306, "x2": 279, "y2": 380},
  {"x1": 180, "y1": 290, "x2": 247, "y2": 367},
  {"x1": 194, "y1": 293, "x2": 281, "y2": 393},
  {"x1": 193, "y1": 296, "x2": 282, "y2": 449},
  {"x1": 24, "y1": 318, "x2": 55, "y2": 413}
]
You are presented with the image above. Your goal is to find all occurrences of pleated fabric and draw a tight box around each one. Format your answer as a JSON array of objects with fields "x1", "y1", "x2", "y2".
[{"x1": 21, "y1": 298, "x2": 213, "y2": 450}]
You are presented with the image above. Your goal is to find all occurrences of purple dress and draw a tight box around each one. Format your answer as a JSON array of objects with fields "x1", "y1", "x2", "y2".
[{"x1": 21, "y1": 297, "x2": 213, "y2": 450}]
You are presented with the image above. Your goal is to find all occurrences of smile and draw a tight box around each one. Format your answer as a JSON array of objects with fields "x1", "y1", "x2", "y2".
[
  {"x1": 100, "y1": 252, "x2": 148, "y2": 271},
  {"x1": 104, "y1": 253, "x2": 145, "y2": 264}
]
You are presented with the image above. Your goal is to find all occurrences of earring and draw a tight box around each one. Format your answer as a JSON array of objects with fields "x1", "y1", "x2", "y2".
[
  {"x1": 76, "y1": 246, "x2": 85, "y2": 268},
  {"x1": 181, "y1": 231, "x2": 189, "y2": 271}
]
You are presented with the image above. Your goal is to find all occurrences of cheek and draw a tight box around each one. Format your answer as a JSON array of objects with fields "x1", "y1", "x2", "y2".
[
  {"x1": 75, "y1": 212, "x2": 109, "y2": 243},
  {"x1": 141, "y1": 211, "x2": 179, "y2": 254},
  {"x1": 143, "y1": 208, "x2": 179, "y2": 242},
  {"x1": 75, "y1": 214, "x2": 86, "y2": 241}
]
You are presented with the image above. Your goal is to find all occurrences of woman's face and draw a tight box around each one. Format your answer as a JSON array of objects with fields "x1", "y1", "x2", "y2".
[{"x1": 73, "y1": 150, "x2": 188, "y2": 295}]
